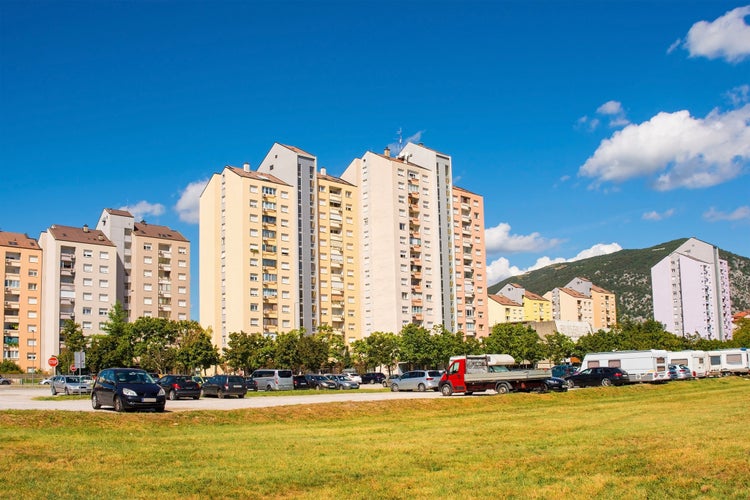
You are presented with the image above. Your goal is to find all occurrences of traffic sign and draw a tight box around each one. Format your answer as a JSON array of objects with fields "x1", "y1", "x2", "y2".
[
  {"x1": 70, "y1": 364, "x2": 76, "y2": 372},
  {"x1": 48, "y1": 356, "x2": 58, "y2": 367}
]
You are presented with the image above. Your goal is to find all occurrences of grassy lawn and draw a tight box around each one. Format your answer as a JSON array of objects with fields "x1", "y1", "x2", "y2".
[{"x1": 1, "y1": 378, "x2": 748, "y2": 499}]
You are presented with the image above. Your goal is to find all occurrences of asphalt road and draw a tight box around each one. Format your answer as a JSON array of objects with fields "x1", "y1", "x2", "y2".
[{"x1": 0, "y1": 385, "x2": 444, "y2": 412}]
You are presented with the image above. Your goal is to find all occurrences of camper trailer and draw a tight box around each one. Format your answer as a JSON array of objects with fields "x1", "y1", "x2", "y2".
[
  {"x1": 667, "y1": 350, "x2": 708, "y2": 378},
  {"x1": 707, "y1": 349, "x2": 750, "y2": 376},
  {"x1": 580, "y1": 350, "x2": 670, "y2": 383}
]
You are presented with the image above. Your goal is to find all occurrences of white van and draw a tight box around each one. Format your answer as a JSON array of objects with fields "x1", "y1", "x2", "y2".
[
  {"x1": 580, "y1": 350, "x2": 670, "y2": 383},
  {"x1": 250, "y1": 369, "x2": 294, "y2": 391},
  {"x1": 667, "y1": 350, "x2": 708, "y2": 378}
]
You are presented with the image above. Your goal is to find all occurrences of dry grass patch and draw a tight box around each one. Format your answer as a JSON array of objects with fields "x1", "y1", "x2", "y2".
[{"x1": 1, "y1": 378, "x2": 749, "y2": 499}]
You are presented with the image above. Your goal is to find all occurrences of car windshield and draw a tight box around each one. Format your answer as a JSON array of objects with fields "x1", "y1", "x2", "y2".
[
  {"x1": 116, "y1": 371, "x2": 153, "y2": 384},
  {"x1": 65, "y1": 376, "x2": 80, "y2": 383}
]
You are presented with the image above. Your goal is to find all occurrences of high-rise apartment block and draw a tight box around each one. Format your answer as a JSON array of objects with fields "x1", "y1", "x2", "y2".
[
  {"x1": 200, "y1": 163, "x2": 298, "y2": 348},
  {"x1": 97, "y1": 209, "x2": 190, "y2": 322},
  {"x1": 1, "y1": 231, "x2": 43, "y2": 373},
  {"x1": 651, "y1": 237, "x2": 732, "y2": 340},
  {"x1": 39, "y1": 224, "x2": 117, "y2": 364},
  {"x1": 200, "y1": 142, "x2": 489, "y2": 345}
]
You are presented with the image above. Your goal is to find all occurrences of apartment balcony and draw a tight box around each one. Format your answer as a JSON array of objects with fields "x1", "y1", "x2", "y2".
[
  {"x1": 329, "y1": 233, "x2": 343, "y2": 243},
  {"x1": 410, "y1": 243, "x2": 421, "y2": 252},
  {"x1": 262, "y1": 207, "x2": 276, "y2": 214},
  {"x1": 331, "y1": 315, "x2": 344, "y2": 323},
  {"x1": 408, "y1": 177, "x2": 418, "y2": 185},
  {"x1": 158, "y1": 250, "x2": 172, "y2": 258},
  {"x1": 59, "y1": 297, "x2": 74, "y2": 306},
  {"x1": 60, "y1": 268, "x2": 75, "y2": 277},
  {"x1": 158, "y1": 304, "x2": 172, "y2": 312},
  {"x1": 330, "y1": 258, "x2": 343, "y2": 268},
  {"x1": 263, "y1": 309, "x2": 278, "y2": 318},
  {"x1": 461, "y1": 202, "x2": 471, "y2": 212},
  {"x1": 331, "y1": 288, "x2": 344, "y2": 296},
  {"x1": 59, "y1": 311, "x2": 74, "y2": 320},
  {"x1": 262, "y1": 192, "x2": 277, "y2": 201},
  {"x1": 412, "y1": 313, "x2": 424, "y2": 321},
  {"x1": 411, "y1": 299, "x2": 423, "y2": 307},
  {"x1": 410, "y1": 258, "x2": 421, "y2": 266},
  {"x1": 262, "y1": 295, "x2": 278, "y2": 303},
  {"x1": 411, "y1": 284, "x2": 422, "y2": 293},
  {"x1": 4, "y1": 257, "x2": 21, "y2": 265},
  {"x1": 4, "y1": 328, "x2": 20, "y2": 336},
  {"x1": 60, "y1": 253, "x2": 75, "y2": 263}
]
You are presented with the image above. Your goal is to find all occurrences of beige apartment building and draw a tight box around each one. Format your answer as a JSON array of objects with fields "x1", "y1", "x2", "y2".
[
  {"x1": 1, "y1": 231, "x2": 43, "y2": 373},
  {"x1": 544, "y1": 277, "x2": 617, "y2": 330},
  {"x1": 97, "y1": 209, "x2": 191, "y2": 322},
  {"x1": 316, "y1": 169, "x2": 360, "y2": 343},
  {"x1": 39, "y1": 224, "x2": 116, "y2": 364},
  {"x1": 452, "y1": 187, "x2": 489, "y2": 337},
  {"x1": 487, "y1": 293, "x2": 524, "y2": 325},
  {"x1": 200, "y1": 164, "x2": 298, "y2": 348}
]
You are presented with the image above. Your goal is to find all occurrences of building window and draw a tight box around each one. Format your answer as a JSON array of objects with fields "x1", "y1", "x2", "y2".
[
  {"x1": 83, "y1": 249, "x2": 93, "y2": 258},
  {"x1": 100, "y1": 251, "x2": 109, "y2": 260}
]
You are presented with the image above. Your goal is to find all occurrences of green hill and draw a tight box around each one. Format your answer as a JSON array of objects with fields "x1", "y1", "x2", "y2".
[{"x1": 487, "y1": 238, "x2": 750, "y2": 322}]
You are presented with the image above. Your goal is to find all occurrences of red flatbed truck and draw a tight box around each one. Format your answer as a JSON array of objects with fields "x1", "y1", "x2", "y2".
[{"x1": 439, "y1": 354, "x2": 550, "y2": 396}]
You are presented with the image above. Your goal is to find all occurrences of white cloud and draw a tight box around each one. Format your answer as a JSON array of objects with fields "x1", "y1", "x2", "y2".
[
  {"x1": 726, "y1": 84, "x2": 750, "y2": 106},
  {"x1": 485, "y1": 222, "x2": 563, "y2": 254},
  {"x1": 597, "y1": 100, "x2": 624, "y2": 115},
  {"x1": 683, "y1": 6, "x2": 750, "y2": 63},
  {"x1": 119, "y1": 201, "x2": 165, "y2": 222},
  {"x1": 486, "y1": 242, "x2": 622, "y2": 284},
  {"x1": 389, "y1": 129, "x2": 425, "y2": 155},
  {"x1": 578, "y1": 104, "x2": 750, "y2": 191},
  {"x1": 703, "y1": 205, "x2": 750, "y2": 221},
  {"x1": 642, "y1": 208, "x2": 675, "y2": 221},
  {"x1": 175, "y1": 179, "x2": 209, "y2": 224}
]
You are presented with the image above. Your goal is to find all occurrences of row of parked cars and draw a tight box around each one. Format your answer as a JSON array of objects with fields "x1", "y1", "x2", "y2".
[{"x1": 553, "y1": 363, "x2": 697, "y2": 388}]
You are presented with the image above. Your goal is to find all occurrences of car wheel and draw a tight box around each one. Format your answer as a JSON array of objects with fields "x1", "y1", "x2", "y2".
[
  {"x1": 114, "y1": 396, "x2": 125, "y2": 413},
  {"x1": 64, "y1": 387, "x2": 70, "y2": 395},
  {"x1": 495, "y1": 383, "x2": 510, "y2": 394},
  {"x1": 567, "y1": 380, "x2": 575, "y2": 389},
  {"x1": 217, "y1": 389, "x2": 225, "y2": 399},
  {"x1": 369, "y1": 379, "x2": 376, "y2": 385},
  {"x1": 540, "y1": 383, "x2": 550, "y2": 393},
  {"x1": 266, "y1": 384, "x2": 273, "y2": 392},
  {"x1": 417, "y1": 383, "x2": 426, "y2": 392},
  {"x1": 193, "y1": 394, "x2": 200, "y2": 400},
  {"x1": 155, "y1": 404, "x2": 165, "y2": 413},
  {"x1": 91, "y1": 393, "x2": 101, "y2": 410},
  {"x1": 390, "y1": 384, "x2": 399, "y2": 392},
  {"x1": 169, "y1": 390, "x2": 177, "y2": 401},
  {"x1": 238, "y1": 393, "x2": 245, "y2": 399},
  {"x1": 601, "y1": 378, "x2": 612, "y2": 387},
  {"x1": 382, "y1": 381, "x2": 388, "y2": 388},
  {"x1": 51, "y1": 385, "x2": 56, "y2": 395},
  {"x1": 440, "y1": 384, "x2": 453, "y2": 396}
]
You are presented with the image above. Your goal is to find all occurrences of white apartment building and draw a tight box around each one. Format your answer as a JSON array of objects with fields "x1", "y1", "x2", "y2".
[
  {"x1": 39, "y1": 224, "x2": 116, "y2": 363},
  {"x1": 340, "y1": 143, "x2": 458, "y2": 337},
  {"x1": 651, "y1": 237, "x2": 732, "y2": 340}
]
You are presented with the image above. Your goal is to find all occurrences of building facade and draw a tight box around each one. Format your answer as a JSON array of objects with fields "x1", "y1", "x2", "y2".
[
  {"x1": 452, "y1": 187, "x2": 489, "y2": 337},
  {"x1": 316, "y1": 169, "x2": 360, "y2": 343},
  {"x1": 97, "y1": 209, "x2": 191, "y2": 322},
  {"x1": 498, "y1": 283, "x2": 552, "y2": 322},
  {"x1": 651, "y1": 238, "x2": 732, "y2": 340},
  {"x1": 1, "y1": 231, "x2": 43, "y2": 373},
  {"x1": 200, "y1": 164, "x2": 297, "y2": 349},
  {"x1": 487, "y1": 294, "x2": 524, "y2": 325},
  {"x1": 38, "y1": 224, "x2": 116, "y2": 364}
]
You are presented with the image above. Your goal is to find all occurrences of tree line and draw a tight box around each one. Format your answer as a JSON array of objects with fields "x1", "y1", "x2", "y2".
[{"x1": 3, "y1": 304, "x2": 747, "y2": 376}]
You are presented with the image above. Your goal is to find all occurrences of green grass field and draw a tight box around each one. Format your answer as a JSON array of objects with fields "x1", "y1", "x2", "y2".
[{"x1": 2, "y1": 378, "x2": 749, "y2": 499}]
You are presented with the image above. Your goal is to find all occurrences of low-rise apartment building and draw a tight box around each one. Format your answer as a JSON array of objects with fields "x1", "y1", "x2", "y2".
[{"x1": 1, "y1": 231, "x2": 43, "y2": 373}]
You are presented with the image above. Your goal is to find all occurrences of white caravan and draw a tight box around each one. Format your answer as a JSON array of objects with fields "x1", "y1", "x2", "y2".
[
  {"x1": 580, "y1": 350, "x2": 670, "y2": 383},
  {"x1": 707, "y1": 349, "x2": 750, "y2": 376},
  {"x1": 667, "y1": 350, "x2": 708, "y2": 378}
]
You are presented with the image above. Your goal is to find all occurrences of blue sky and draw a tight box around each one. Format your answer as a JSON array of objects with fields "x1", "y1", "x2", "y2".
[{"x1": 2, "y1": 1, "x2": 749, "y2": 320}]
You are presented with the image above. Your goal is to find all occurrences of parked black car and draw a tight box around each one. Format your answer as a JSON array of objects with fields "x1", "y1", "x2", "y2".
[
  {"x1": 565, "y1": 367, "x2": 629, "y2": 388},
  {"x1": 244, "y1": 377, "x2": 258, "y2": 391},
  {"x1": 156, "y1": 375, "x2": 201, "y2": 400},
  {"x1": 201, "y1": 375, "x2": 247, "y2": 398},
  {"x1": 293, "y1": 375, "x2": 311, "y2": 389},
  {"x1": 543, "y1": 377, "x2": 568, "y2": 392},
  {"x1": 91, "y1": 368, "x2": 166, "y2": 412},
  {"x1": 361, "y1": 372, "x2": 386, "y2": 385}
]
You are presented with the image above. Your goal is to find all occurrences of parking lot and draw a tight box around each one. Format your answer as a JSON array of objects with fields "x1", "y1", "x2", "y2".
[{"x1": 0, "y1": 385, "x2": 442, "y2": 412}]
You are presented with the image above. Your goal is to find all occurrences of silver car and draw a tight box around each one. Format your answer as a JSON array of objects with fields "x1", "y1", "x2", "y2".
[
  {"x1": 326, "y1": 374, "x2": 360, "y2": 390},
  {"x1": 389, "y1": 370, "x2": 442, "y2": 392},
  {"x1": 50, "y1": 375, "x2": 91, "y2": 395}
]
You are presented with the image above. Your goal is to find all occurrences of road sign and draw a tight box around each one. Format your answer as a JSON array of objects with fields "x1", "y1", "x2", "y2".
[
  {"x1": 48, "y1": 356, "x2": 58, "y2": 367},
  {"x1": 74, "y1": 351, "x2": 86, "y2": 369},
  {"x1": 70, "y1": 364, "x2": 76, "y2": 372}
]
